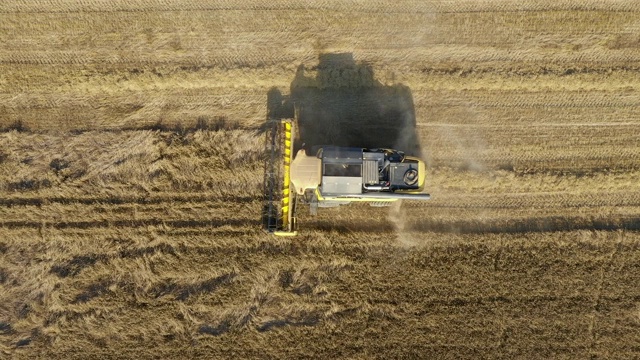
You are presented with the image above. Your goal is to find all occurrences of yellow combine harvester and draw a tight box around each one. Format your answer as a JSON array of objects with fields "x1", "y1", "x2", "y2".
[{"x1": 262, "y1": 118, "x2": 430, "y2": 236}]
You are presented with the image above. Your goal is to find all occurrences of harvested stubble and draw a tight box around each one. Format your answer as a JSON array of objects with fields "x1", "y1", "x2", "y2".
[{"x1": 1, "y1": 0, "x2": 640, "y2": 359}]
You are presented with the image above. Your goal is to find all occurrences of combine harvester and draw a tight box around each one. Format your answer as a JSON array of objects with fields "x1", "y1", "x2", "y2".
[{"x1": 262, "y1": 118, "x2": 431, "y2": 236}]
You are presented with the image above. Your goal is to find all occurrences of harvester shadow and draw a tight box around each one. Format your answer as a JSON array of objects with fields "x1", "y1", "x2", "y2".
[
  {"x1": 266, "y1": 52, "x2": 422, "y2": 156},
  {"x1": 262, "y1": 53, "x2": 422, "y2": 231}
]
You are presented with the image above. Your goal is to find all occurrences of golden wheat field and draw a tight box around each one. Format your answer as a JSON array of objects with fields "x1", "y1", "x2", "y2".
[{"x1": 1, "y1": 0, "x2": 640, "y2": 358}]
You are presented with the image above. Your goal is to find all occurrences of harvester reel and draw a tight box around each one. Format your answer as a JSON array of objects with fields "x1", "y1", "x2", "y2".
[{"x1": 262, "y1": 119, "x2": 297, "y2": 236}]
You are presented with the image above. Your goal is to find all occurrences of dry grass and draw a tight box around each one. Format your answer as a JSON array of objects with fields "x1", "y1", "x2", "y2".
[{"x1": 1, "y1": 0, "x2": 640, "y2": 359}]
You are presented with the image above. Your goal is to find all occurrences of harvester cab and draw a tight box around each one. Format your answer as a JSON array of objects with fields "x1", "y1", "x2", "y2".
[{"x1": 262, "y1": 118, "x2": 430, "y2": 236}]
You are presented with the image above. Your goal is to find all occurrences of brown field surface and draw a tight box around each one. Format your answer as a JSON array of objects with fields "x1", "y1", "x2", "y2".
[{"x1": 1, "y1": 0, "x2": 640, "y2": 358}]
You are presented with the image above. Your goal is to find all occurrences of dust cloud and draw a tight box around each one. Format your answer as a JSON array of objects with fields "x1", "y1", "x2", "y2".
[{"x1": 388, "y1": 201, "x2": 416, "y2": 248}]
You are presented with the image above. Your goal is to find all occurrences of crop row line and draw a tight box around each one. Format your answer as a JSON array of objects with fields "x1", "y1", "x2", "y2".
[
  {"x1": 0, "y1": 218, "x2": 259, "y2": 230},
  {"x1": 1, "y1": 0, "x2": 638, "y2": 14},
  {"x1": 0, "y1": 193, "x2": 257, "y2": 207},
  {"x1": 310, "y1": 214, "x2": 640, "y2": 234}
]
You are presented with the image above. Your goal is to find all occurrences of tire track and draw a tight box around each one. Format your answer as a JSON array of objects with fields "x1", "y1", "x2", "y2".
[
  {"x1": 404, "y1": 191, "x2": 640, "y2": 209},
  {"x1": 416, "y1": 91, "x2": 640, "y2": 109},
  {"x1": 418, "y1": 123, "x2": 640, "y2": 127},
  {"x1": 3, "y1": 49, "x2": 638, "y2": 68},
  {"x1": 310, "y1": 214, "x2": 640, "y2": 235}
]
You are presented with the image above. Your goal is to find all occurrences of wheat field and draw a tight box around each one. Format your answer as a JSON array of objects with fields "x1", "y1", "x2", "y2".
[{"x1": 1, "y1": 1, "x2": 640, "y2": 359}]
